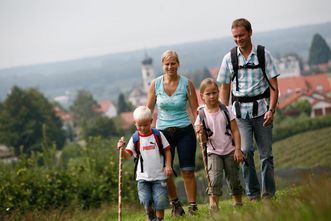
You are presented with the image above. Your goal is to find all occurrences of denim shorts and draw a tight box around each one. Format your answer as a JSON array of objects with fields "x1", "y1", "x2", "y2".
[
  {"x1": 161, "y1": 124, "x2": 196, "y2": 171},
  {"x1": 207, "y1": 153, "x2": 244, "y2": 196},
  {"x1": 137, "y1": 180, "x2": 169, "y2": 210}
]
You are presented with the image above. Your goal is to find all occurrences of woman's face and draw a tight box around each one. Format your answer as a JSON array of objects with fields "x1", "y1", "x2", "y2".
[{"x1": 162, "y1": 56, "x2": 179, "y2": 76}]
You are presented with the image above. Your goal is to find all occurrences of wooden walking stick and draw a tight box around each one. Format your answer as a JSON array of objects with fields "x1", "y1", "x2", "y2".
[
  {"x1": 118, "y1": 137, "x2": 125, "y2": 221},
  {"x1": 198, "y1": 132, "x2": 213, "y2": 195}
]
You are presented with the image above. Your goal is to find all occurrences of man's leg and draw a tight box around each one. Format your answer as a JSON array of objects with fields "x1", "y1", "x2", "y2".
[
  {"x1": 253, "y1": 116, "x2": 276, "y2": 198},
  {"x1": 236, "y1": 118, "x2": 261, "y2": 199}
]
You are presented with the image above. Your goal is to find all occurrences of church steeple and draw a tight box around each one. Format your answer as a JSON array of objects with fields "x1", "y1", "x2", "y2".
[{"x1": 141, "y1": 52, "x2": 155, "y2": 93}]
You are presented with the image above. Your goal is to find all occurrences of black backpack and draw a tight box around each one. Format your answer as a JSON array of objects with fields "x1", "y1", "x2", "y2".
[
  {"x1": 230, "y1": 45, "x2": 275, "y2": 92},
  {"x1": 198, "y1": 103, "x2": 234, "y2": 149}
]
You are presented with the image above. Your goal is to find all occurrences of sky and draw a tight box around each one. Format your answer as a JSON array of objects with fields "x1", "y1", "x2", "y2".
[{"x1": 0, "y1": 0, "x2": 330, "y2": 69}]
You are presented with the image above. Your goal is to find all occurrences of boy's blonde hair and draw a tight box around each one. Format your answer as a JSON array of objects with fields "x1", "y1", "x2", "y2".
[
  {"x1": 133, "y1": 106, "x2": 152, "y2": 122},
  {"x1": 161, "y1": 50, "x2": 180, "y2": 65},
  {"x1": 199, "y1": 78, "x2": 219, "y2": 94}
]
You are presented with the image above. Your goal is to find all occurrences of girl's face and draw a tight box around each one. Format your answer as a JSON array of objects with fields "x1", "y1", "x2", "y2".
[
  {"x1": 135, "y1": 119, "x2": 152, "y2": 135},
  {"x1": 201, "y1": 84, "x2": 219, "y2": 106},
  {"x1": 162, "y1": 56, "x2": 179, "y2": 77}
]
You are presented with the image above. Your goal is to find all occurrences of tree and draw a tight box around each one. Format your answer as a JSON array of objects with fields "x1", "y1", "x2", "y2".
[
  {"x1": 285, "y1": 100, "x2": 312, "y2": 117},
  {"x1": 70, "y1": 90, "x2": 101, "y2": 125},
  {"x1": 0, "y1": 86, "x2": 65, "y2": 155},
  {"x1": 308, "y1": 33, "x2": 331, "y2": 66},
  {"x1": 117, "y1": 92, "x2": 132, "y2": 114},
  {"x1": 81, "y1": 115, "x2": 120, "y2": 139}
]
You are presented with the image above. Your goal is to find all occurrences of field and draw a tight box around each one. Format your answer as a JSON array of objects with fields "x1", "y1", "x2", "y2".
[{"x1": 1, "y1": 127, "x2": 331, "y2": 221}]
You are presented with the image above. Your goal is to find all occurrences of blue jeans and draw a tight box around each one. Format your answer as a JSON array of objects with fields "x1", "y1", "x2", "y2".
[
  {"x1": 137, "y1": 180, "x2": 169, "y2": 210},
  {"x1": 236, "y1": 115, "x2": 276, "y2": 199}
]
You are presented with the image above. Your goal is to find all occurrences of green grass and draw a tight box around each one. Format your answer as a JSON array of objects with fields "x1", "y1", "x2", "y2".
[
  {"x1": 254, "y1": 126, "x2": 331, "y2": 169},
  {"x1": 3, "y1": 176, "x2": 330, "y2": 221},
  {"x1": 3, "y1": 127, "x2": 331, "y2": 221}
]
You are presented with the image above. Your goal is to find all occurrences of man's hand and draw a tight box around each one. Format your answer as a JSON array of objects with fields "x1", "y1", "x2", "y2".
[{"x1": 263, "y1": 110, "x2": 274, "y2": 127}]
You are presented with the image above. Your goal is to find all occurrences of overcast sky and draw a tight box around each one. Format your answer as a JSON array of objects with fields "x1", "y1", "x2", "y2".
[{"x1": 0, "y1": 0, "x2": 330, "y2": 69}]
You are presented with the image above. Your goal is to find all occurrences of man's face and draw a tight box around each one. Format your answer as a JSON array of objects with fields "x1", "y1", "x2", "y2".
[{"x1": 232, "y1": 26, "x2": 252, "y2": 49}]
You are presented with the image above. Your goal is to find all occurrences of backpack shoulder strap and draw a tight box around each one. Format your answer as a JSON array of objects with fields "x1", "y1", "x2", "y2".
[
  {"x1": 257, "y1": 45, "x2": 275, "y2": 91},
  {"x1": 219, "y1": 103, "x2": 231, "y2": 134},
  {"x1": 151, "y1": 128, "x2": 163, "y2": 152},
  {"x1": 132, "y1": 131, "x2": 140, "y2": 156},
  {"x1": 230, "y1": 47, "x2": 239, "y2": 91},
  {"x1": 198, "y1": 106, "x2": 210, "y2": 136},
  {"x1": 132, "y1": 131, "x2": 143, "y2": 179}
]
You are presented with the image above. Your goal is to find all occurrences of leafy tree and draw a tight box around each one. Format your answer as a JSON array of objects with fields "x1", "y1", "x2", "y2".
[
  {"x1": 308, "y1": 33, "x2": 331, "y2": 66},
  {"x1": 0, "y1": 86, "x2": 65, "y2": 155},
  {"x1": 117, "y1": 92, "x2": 133, "y2": 114},
  {"x1": 285, "y1": 100, "x2": 312, "y2": 117},
  {"x1": 70, "y1": 90, "x2": 101, "y2": 125},
  {"x1": 81, "y1": 115, "x2": 120, "y2": 139}
]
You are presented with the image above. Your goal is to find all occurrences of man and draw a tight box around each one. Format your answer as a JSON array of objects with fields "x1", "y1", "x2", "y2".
[{"x1": 217, "y1": 18, "x2": 279, "y2": 200}]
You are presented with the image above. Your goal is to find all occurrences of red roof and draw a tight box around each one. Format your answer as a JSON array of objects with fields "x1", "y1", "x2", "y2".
[
  {"x1": 54, "y1": 107, "x2": 73, "y2": 123},
  {"x1": 278, "y1": 74, "x2": 331, "y2": 109},
  {"x1": 278, "y1": 74, "x2": 331, "y2": 96},
  {"x1": 120, "y1": 112, "x2": 134, "y2": 129},
  {"x1": 97, "y1": 100, "x2": 114, "y2": 113}
]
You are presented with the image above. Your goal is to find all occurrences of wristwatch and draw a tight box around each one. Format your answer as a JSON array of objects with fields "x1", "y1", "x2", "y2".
[{"x1": 268, "y1": 108, "x2": 275, "y2": 114}]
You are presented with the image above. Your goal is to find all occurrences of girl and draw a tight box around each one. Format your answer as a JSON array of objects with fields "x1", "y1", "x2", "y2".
[{"x1": 195, "y1": 78, "x2": 244, "y2": 213}]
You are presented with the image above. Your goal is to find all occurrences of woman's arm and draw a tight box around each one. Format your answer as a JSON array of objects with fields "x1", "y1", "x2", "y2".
[
  {"x1": 146, "y1": 79, "x2": 156, "y2": 114},
  {"x1": 187, "y1": 80, "x2": 199, "y2": 121}
]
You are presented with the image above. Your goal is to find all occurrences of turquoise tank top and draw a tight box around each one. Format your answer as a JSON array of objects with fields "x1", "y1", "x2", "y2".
[{"x1": 155, "y1": 75, "x2": 191, "y2": 129}]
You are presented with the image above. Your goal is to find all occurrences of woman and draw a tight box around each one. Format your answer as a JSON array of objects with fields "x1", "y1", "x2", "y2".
[{"x1": 146, "y1": 50, "x2": 199, "y2": 216}]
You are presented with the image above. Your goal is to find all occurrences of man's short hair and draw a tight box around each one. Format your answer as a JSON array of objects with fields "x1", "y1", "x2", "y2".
[
  {"x1": 232, "y1": 18, "x2": 252, "y2": 32},
  {"x1": 133, "y1": 106, "x2": 152, "y2": 122}
]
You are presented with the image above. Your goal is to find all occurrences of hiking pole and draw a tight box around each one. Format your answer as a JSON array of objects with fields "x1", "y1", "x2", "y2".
[
  {"x1": 118, "y1": 137, "x2": 125, "y2": 221},
  {"x1": 197, "y1": 133, "x2": 213, "y2": 197}
]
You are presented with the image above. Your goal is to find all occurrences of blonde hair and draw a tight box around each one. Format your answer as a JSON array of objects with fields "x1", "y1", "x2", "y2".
[
  {"x1": 161, "y1": 50, "x2": 180, "y2": 65},
  {"x1": 133, "y1": 106, "x2": 152, "y2": 122},
  {"x1": 199, "y1": 78, "x2": 219, "y2": 94}
]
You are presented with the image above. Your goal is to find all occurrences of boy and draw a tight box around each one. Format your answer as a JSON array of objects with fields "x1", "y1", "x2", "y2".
[{"x1": 117, "y1": 106, "x2": 172, "y2": 221}]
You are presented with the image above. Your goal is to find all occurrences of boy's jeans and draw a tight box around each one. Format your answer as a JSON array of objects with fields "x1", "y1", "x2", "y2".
[{"x1": 236, "y1": 115, "x2": 276, "y2": 199}]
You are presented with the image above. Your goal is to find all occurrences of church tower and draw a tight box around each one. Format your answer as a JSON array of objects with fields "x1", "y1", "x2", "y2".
[{"x1": 141, "y1": 53, "x2": 155, "y2": 93}]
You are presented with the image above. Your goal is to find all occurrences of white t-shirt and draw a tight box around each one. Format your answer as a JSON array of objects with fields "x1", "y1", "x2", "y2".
[
  {"x1": 125, "y1": 130, "x2": 171, "y2": 181},
  {"x1": 195, "y1": 105, "x2": 235, "y2": 155}
]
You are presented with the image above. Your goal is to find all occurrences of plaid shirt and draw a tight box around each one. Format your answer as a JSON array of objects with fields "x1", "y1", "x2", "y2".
[{"x1": 217, "y1": 45, "x2": 280, "y2": 118}]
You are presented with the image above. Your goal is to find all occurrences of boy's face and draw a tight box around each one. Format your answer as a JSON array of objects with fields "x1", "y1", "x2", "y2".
[{"x1": 135, "y1": 119, "x2": 152, "y2": 134}]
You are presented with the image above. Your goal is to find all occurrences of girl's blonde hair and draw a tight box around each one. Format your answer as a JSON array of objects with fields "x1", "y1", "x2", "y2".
[
  {"x1": 161, "y1": 50, "x2": 180, "y2": 65},
  {"x1": 199, "y1": 78, "x2": 219, "y2": 94},
  {"x1": 133, "y1": 106, "x2": 152, "y2": 122}
]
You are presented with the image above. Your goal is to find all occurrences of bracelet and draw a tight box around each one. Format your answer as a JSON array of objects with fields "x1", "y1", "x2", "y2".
[{"x1": 268, "y1": 108, "x2": 275, "y2": 114}]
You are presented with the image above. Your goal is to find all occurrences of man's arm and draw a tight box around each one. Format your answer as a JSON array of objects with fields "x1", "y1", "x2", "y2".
[
  {"x1": 220, "y1": 83, "x2": 231, "y2": 106},
  {"x1": 263, "y1": 77, "x2": 279, "y2": 127}
]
